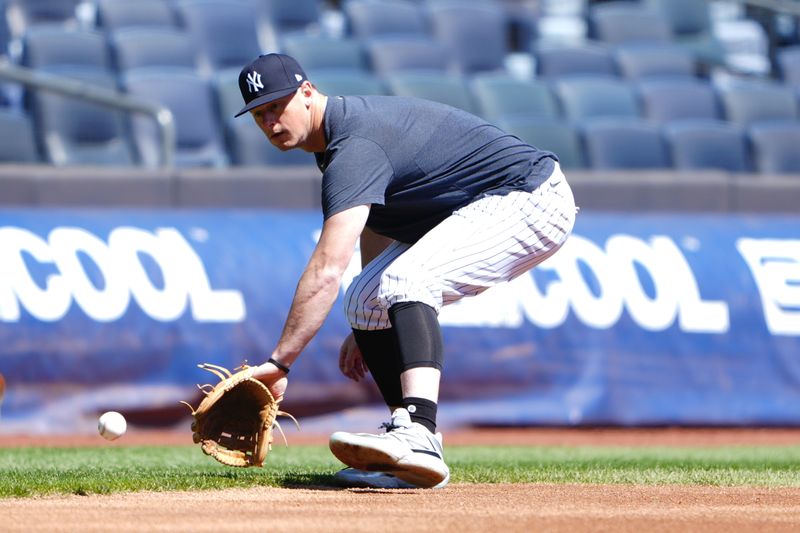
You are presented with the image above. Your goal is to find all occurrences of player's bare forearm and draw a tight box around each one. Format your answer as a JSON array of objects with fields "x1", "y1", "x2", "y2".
[
  {"x1": 269, "y1": 205, "x2": 371, "y2": 367},
  {"x1": 272, "y1": 259, "x2": 344, "y2": 364}
]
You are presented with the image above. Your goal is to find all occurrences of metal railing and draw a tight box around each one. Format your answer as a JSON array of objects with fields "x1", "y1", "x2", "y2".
[{"x1": 0, "y1": 60, "x2": 176, "y2": 168}]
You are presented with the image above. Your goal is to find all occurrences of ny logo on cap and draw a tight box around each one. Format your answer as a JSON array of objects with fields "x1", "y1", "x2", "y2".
[{"x1": 246, "y1": 71, "x2": 264, "y2": 93}]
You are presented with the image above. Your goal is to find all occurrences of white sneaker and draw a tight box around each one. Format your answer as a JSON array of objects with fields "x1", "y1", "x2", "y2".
[{"x1": 329, "y1": 408, "x2": 450, "y2": 489}]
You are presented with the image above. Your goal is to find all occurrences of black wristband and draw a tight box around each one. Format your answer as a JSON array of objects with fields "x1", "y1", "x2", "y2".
[{"x1": 268, "y1": 357, "x2": 290, "y2": 374}]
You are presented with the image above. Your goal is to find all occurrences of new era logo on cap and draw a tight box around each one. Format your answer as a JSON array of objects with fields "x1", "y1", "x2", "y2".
[{"x1": 235, "y1": 53, "x2": 307, "y2": 117}]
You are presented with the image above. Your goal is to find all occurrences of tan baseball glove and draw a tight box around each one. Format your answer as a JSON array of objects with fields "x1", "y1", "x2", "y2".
[{"x1": 181, "y1": 363, "x2": 298, "y2": 468}]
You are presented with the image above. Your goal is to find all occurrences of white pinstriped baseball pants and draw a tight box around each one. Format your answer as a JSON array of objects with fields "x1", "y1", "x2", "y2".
[{"x1": 344, "y1": 163, "x2": 576, "y2": 330}]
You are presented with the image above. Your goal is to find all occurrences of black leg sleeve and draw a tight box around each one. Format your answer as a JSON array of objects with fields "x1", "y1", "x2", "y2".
[
  {"x1": 352, "y1": 328, "x2": 404, "y2": 407},
  {"x1": 388, "y1": 301, "x2": 444, "y2": 371}
]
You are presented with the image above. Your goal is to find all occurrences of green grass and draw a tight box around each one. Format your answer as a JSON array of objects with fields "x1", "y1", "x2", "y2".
[{"x1": 2, "y1": 444, "x2": 800, "y2": 497}]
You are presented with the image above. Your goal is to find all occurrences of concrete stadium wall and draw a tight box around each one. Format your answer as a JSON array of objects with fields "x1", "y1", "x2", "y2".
[{"x1": 0, "y1": 164, "x2": 797, "y2": 212}]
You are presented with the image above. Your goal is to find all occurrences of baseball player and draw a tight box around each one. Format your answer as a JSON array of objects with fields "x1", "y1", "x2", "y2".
[{"x1": 241, "y1": 54, "x2": 577, "y2": 489}]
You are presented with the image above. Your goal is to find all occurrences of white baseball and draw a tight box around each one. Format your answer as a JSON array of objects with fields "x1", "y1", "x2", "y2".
[{"x1": 98, "y1": 411, "x2": 127, "y2": 441}]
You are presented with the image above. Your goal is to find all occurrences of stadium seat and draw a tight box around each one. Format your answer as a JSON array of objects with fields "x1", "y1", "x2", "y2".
[
  {"x1": 123, "y1": 68, "x2": 228, "y2": 168},
  {"x1": 6, "y1": 0, "x2": 81, "y2": 36},
  {"x1": 643, "y1": 0, "x2": 726, "y2": 66},
  {"x1": 344, "y1": 0, "x2": 428, "y2": 40},
  {"x1": 173, "y1": 0, "x2": 261, "y2": 73},
  {"x1": 469, "y1": 74, "x2": 559, "y2": 121},
  {"x1": 426, "y1": 2, "x2": 509, "y2": 74},
  {"x1": 95, "y1": 0, "x2": 177, "y2": 31},
  {"x1": 777, "y1": 45, "x2": 800, "y2": 87},
  {"x1": 281, "y1": 35, "x2": 368, "y2": 74},
  {"x1": 496, "y1": 116, "x2": 585, "y2": 169},
  {"x1": 306, "y1": 71, "x2": 387, "y2": 97},
  {"x1": 110, "y1": 28, "x2": 199, "y2": 72},
  {"x1": 534, "y1": 44, "x2": 617, "y2": 78},
  {"x1": 748, "y1": 122, "x2": 800, "y2": 174},
  {"x1": 663, "y1": 120, "x2": 749, "y2": 172},
  {"x1": 260, "y1": 0, "x2": 322, "y2": 37},
  {"x1": 614, "y1": 44, "x2": 697, "y2": 80},
  {"x1": 0, "y1": 108, "x2": 39, "y2": 162},
  {"x1": 717, "y1": 81, "x2": 799, "y2": 125},
  {"x1": 581, "y1": 119, "x2": 669, "y2": 169},
  {"x1": 366, "y1": 36, "x2": 448, "y2": 76},
  {"x1": 384, "y1": 72, "x2": 476, "y2": 113},
  {"x1": 637, "y1": 78, "x2": 720, "y2": 123},
  {"x1": 29, "y1": 66, "x2": 135, "y2": 166},
  {"x1": 21, "y1": 27, "x2": 111, "y2": 69},
  {"x1": 588, "y1": 3, "x2": 672, "y2": 45},
  {"x1": 225, "y1": 119, "x2": 316, "y2": 167},
  {"x1": 554, "y1": 76, "x2": 640, "y2": 121}
]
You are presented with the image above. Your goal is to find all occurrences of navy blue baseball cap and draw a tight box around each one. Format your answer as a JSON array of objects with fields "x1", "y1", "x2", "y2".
[{"x1": 235, "y1": 53, "x2": 308, "y2": 117}]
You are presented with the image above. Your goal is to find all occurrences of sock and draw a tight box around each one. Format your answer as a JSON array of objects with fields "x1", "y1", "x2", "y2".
[{"x1": 402, "y1": 397, "x2": 438, "y2": 433}]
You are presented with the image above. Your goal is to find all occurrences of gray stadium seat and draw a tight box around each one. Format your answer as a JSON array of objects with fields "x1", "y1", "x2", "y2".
[
  {"x1": 748, "y1": 122, "x2": 800, "y2": 174},
  {"x1": 384, "y1": 72, "x2": 476, "y2": 113},
  {"x1": 95, "y1": 0, "x2": 177, "y2": 31},
  {"x1": 30, "y1": 66, "x2": 135, "y2": 166},
  {"x1": 307, "y1": 71, "x2": 387, "y2": 97},
  {"x1": 663, "y1": 120, "x2": 749, "y2": 172},
  {"x1": 281, "y1": 35, "x2": 368, "y2": 74},
  {"x1": 174, "y1": 0, "x2": 261, "y2": 73},
  {"x1": 717, "y1": 81, "x2": 799, "y2": 125},
  {"x1": 637, "y1": 79, "x2": 720, "y2": 123},
  {"x1": 6, "y1": 0, "x2": 80, "y2": 36},
  {"x1": 496, "y1": 116, "x2": 585, "y2": 169},
  {"x1": 534, "y1": 44, "x2": 617, "y2": 79},
  {"x1": 344, "y1": 0, "x2": 428, "y2": 40},
  {"x1": 21, "y1": 27, "x2": 111, "y2": 69},
  {"x1": 469, "y1": 74, "x2": 559, "y2": 121},
  {"x1": 581, "y1": 119, "x2": 669, "y2": 169},
  {"x1": 554, "y1": 76, "x2": 640, "y2": 121},
  {"x1": 260, "y1": 0, "x2": 322, "y2": 36},
  {"x1": 366, "y1": 36, "x2": 448, "y2": 76},
  {"x1": 123, "y1": 68, "x2": 228, "y2": 168},
  {"x1": 614, "y1": 44, "x2": 697, "y2": 80},
  {"x1": 110, "y1": 28, "x2": 199, "y2": 71},
  {"x1": 643, "y1": 0, "x2": 726, "y2": 66},
  {"x1": 0, "y1": 109, "x2": 39, "y2": 162},
  {"x1": 426, "y1": 2, "x2": 509, "y2": 74},
  {"x1": 589, "y1": 3, "x2": 672, "y2": 45}
]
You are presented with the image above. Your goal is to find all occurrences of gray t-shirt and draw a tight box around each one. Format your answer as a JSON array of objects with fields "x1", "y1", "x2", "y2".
[{"x1": 315, "y1": 95, "x2": 557, "y2": 243}]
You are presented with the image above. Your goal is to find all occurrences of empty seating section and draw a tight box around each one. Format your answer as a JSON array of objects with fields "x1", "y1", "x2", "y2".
[
  {"x1": 663, "y1": 120, "x2": 749, "y2": 172},
  {"x1": 281, "y1": 35, "x2": 368, "y2": 74},
  {"x1": 0, "y1": 0, "x2": 796, "y2": 171},
  {"x1": 427, "y1": 3, "x2": 508, "y2": 74},
  {"x1": 469, "y1": 75, "x2": 558, "y2": 121},
  {"x1": 637, "y1": 79, "x2": 720, "y2": 122},
  {"x1": 589, "y1": 3, "x2": 672, "y2": 45},
  {"x1": 110, "y1": 28, "x2": 198, "y2": 71},
  {"x1": 95, "y1": 0, "x2": 176, "y2": 31},
  {"x1": 123, "y1": 69, "x2": 227, "y2": 168},
  {"x1": 174, "y1": 0, "x2": 261, "y2": 74},
  {"x1": 366, "y1": 37, "x2": 448, "y2": 76},
  {"x1": 748, "y1": 122, "x2": 800, "y2": 174},
  {"x1": 581, "y1": 120, "x2": 669, "y2": 170},
  {"x1": 344, "y1": 0, "x2": 428, "y2": 40}
]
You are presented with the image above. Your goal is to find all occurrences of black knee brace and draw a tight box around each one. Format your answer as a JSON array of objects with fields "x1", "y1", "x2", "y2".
[
  {"x1": 352, "y1": 328, "x2": 403, "y2": 407},
  {"x1": 388, "y1": 301, "x2": 444, "y2": 371}
]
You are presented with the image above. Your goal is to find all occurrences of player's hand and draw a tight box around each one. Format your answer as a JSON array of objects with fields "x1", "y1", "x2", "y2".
[
  {"x1": 339, "y1": 333, "x2": 368, "y2": 381},
  {"x1": 251, "y1": 361, "x2": 289, "y2": 401}
]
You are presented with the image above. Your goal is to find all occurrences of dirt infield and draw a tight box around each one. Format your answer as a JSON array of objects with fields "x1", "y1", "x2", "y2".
[
  {"x1": 3, "y1": 483, "x2": 800, "y2": 533},
  {"x1": 4, "y1": 428, "x2": 800, "y2": 532}
]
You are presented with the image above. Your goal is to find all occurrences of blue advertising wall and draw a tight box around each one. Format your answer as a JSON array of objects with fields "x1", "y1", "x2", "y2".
[{"x1": 0, "y1": 209, "x2": 798, "y2": 432}]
